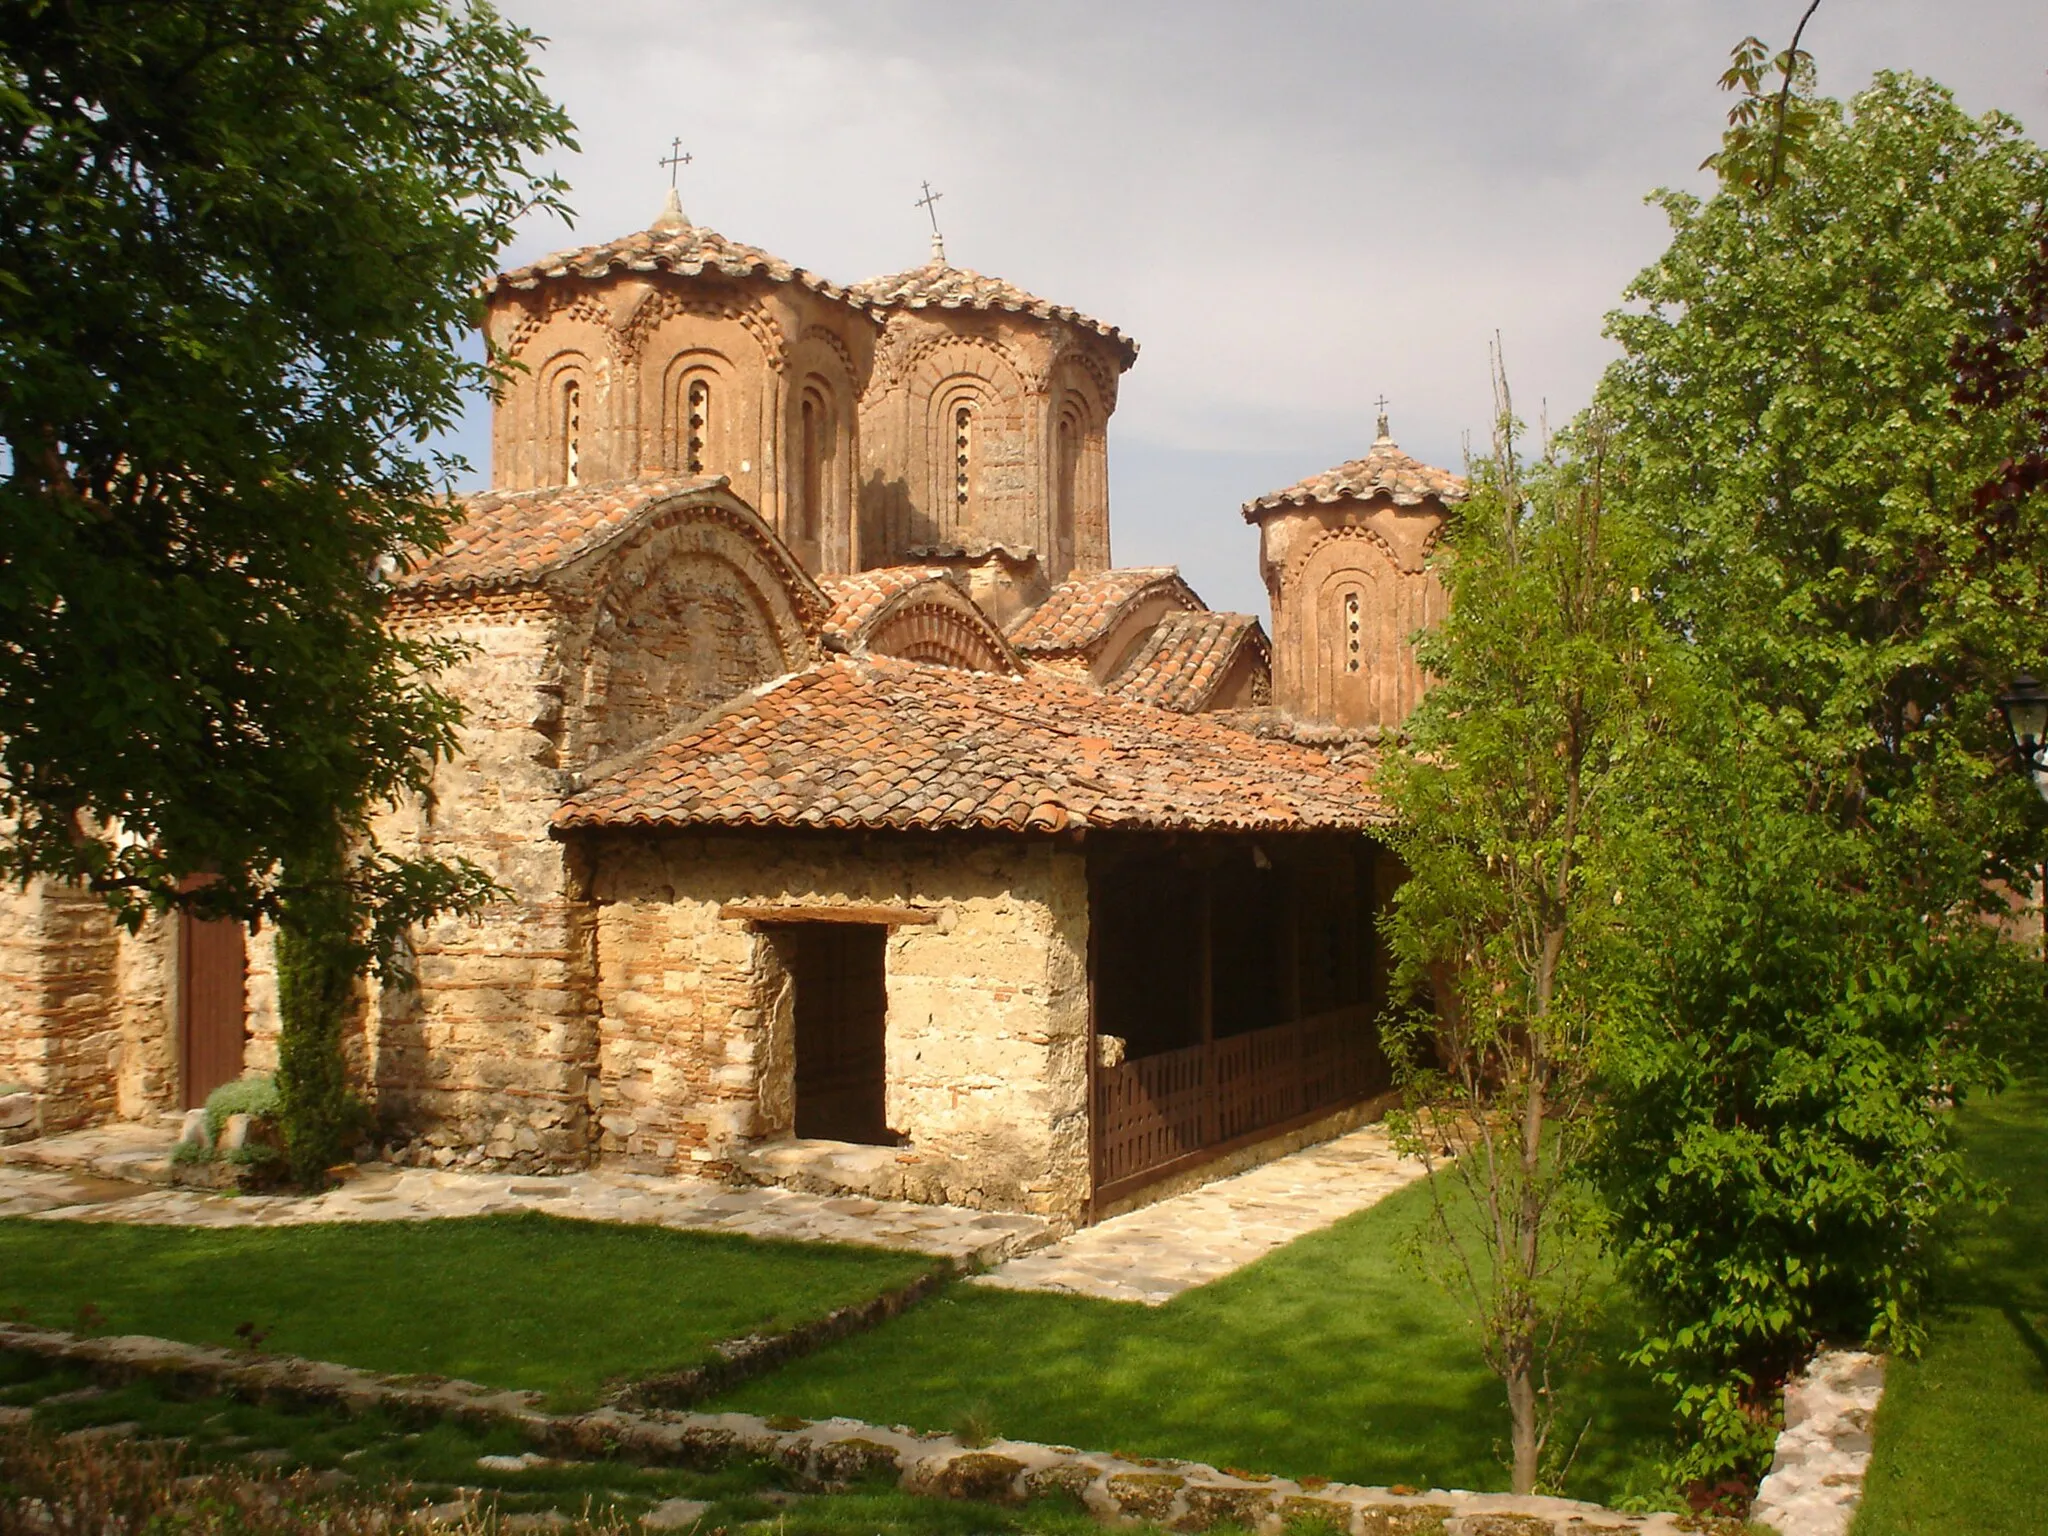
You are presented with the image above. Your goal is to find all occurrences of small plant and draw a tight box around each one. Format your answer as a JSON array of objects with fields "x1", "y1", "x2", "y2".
[
  {"x1": 950, "y1": 1402, "x2": 999, "y2": 1449},
  {"x1": 169, "y1": 1139, "x2": 211, "y2": 1167},
  {"x1": 203, "y1": 1074, "x2": 281, "y2": 1142},
  {"x1": 233, "y1": 1321, "x2": 272, "y2": 1351}
]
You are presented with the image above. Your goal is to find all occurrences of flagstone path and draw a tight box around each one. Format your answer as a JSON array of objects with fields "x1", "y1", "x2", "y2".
[
  {"x1": 971, "y1": 1123, "x2": 1429, "y2": 1305},
  {"x1": 2, "y1": 1120, "x2": 1429, "y2": 1301}
]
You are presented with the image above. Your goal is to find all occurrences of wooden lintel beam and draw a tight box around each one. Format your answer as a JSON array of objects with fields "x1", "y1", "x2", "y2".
[{"x1": 718, "y1": 902, "x2": 940, "y2": 927}]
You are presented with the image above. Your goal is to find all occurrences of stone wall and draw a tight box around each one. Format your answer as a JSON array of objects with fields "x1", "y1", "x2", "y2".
[
  {"x1": 370, "y1": 604, "x2": 597, "y2": 1170},
  {"x1": 0, "y1": 878, "x2": 123, "y2": 1133},
  {"x1": 582, "y1": 830, "x2": 1093, "y2": 1220}
]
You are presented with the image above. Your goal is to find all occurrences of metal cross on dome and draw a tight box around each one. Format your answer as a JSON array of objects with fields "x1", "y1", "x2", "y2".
[
  {"x1": 1374, "y1": 394, "x2": 1392, "y2": 440},
  {"x1": 659, "y1": 138, "x2": 693, "y2": 189},
  {"x1": 915, "y1": 180, "x2": 946, "y2": 262}
]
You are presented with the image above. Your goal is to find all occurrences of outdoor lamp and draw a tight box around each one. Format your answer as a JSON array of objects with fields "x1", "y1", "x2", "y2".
[{"x1": 1998, "y1": 673, "x2": 2048, "y2": 802}]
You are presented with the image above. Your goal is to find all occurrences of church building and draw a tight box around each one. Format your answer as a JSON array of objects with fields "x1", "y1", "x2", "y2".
[{"x1": 0, "y1": 191, "x2": 1465, "y2": 1226}]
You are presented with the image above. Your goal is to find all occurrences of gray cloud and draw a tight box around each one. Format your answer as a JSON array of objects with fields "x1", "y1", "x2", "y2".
[{"x1": 448, "y1": 1, "x2": 2046, "y2": 614}]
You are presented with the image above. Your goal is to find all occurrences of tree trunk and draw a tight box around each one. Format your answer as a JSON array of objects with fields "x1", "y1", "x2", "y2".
[{"x1": 1508, "y1": 1357, "x2": 1541, "y2": 1496}]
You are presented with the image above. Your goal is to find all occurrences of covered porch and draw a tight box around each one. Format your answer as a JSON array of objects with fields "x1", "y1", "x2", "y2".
[{"x1": 1087, "y1": 830, "x2": 1394, "y2": 1212}]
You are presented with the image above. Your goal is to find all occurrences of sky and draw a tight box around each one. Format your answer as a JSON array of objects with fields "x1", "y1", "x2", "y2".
[{"x1": 448, "y1": 1, "x2": 2047, "y2": 618}]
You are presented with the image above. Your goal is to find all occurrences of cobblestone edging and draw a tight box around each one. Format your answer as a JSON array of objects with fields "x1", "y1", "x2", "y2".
[
  {"x1": 1749, "y1": 1351, "x2": 1885, "y2": 1536},
  {"x1": 0, "y1": 1323, "x2": 1710, "y2": 1536}
]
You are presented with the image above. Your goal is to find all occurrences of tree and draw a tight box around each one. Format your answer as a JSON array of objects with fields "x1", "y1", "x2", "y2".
[
  {"x1": 0, "y1": 2, "x2": 570, "y2": 946},
  {"x1": 1591, "y1": 61, "x2": 2048, "y2": 1491},
  {"x1": 1379, "y1": 364, "x2": 1682, "y2": 1496}
]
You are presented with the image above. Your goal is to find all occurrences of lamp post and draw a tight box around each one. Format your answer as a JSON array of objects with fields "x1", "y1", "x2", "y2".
[{"x1": 1998, "y1": 673, "x2": 2048, "y2": 803}]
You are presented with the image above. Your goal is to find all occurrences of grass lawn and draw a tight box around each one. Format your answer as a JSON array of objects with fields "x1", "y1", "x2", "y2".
[
  {"x1": 712, "y1": 1173, "x2": 1674, "y2": 1508},
  {"x1": 0, "y1": 1211, "x2": 940, "y2": 1411},
  {"x1": 1854, "y1": 1083, "x2": 2048, "y2": 1535}
]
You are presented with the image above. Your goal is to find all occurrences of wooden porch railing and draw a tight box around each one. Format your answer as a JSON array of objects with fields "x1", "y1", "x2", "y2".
[{"x1": 1092, "y1": 1005, "x2": 1386, "y2": 1205}]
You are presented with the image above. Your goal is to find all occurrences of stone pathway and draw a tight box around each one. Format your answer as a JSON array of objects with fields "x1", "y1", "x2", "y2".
[
  {"x1": 0, "y1": 1130, "x2": 1049, "y2": 1268},
  {"x1": 1751, "y1": 1350, "x2": 1886, "y2": 1536},
  {"x1": 972, "y1": 1123, "x2": 1428, "y2": 1305}
]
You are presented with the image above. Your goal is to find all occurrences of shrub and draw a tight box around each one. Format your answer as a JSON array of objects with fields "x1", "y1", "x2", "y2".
[{"x1": 202, "y1": 1074, "x2": 280, "y2": 1143}]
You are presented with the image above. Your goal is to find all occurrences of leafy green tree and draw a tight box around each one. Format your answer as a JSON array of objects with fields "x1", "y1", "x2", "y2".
[
  {"x1": 1591, "y1": 62, "x2": 2048, "y2": 1489},
  {"x1": 0, "y1": 2, "x2": 571, "y2": 1177},
  {"x1": 1380, "y1": 371, "x2": 1683, "y2": 1496},
  {"x1": 0, "y1": 1, "x2": 569, "y2": 944}
]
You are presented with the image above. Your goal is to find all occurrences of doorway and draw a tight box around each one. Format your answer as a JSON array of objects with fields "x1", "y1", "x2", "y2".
[
  {"x1": 784, "y1": 923, "x2": 891, "y2": 1144},
  {"x1": 179, "y1": 910, "x2": 247, "y2": 1109}
]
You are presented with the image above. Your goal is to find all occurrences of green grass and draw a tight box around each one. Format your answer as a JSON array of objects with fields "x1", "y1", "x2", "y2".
[
  {"x1": 0, "y1": 1211, "x2": 939, "y2": 1411},
  {"x1": 711, "y1": 1174, "x2": 1673, "y2": 1507},
  {"x1": 1855, "y1": 1084, "x2": 2048, "y2": 1535}
]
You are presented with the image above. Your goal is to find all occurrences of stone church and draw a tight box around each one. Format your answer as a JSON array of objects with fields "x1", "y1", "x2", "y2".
[{"x1": 0, "y1": 191, "x2": 1465, "y2": 1226}]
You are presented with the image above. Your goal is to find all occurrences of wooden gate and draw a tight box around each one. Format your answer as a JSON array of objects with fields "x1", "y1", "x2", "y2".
[
  {"x1": 179, "y1": 911, "x2": 247, "y2": 1109},
  {"x1": 790, "y1": 923, "x2": 892, "y2": 1144},
  {"x1": 1092, "y1": 1004, "x2": 1385, "y2": 1206}
]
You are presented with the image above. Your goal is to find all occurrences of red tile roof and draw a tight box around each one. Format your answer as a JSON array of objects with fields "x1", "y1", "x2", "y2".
[
  {"x1": 486, "y1": 199, "x2": 863, "y2": 307},
  {"x1": 394, "y1": 478, "x2": 723, "y2": 593},
  {"x1": 1243, "y1": 431, "x2": 1467, "y2": 519},
  {"x1": 817, "y1": 568, "x2": 957, "y2": 645},
  {"x1": 850, "y1": 258, "x2": 1137, "y2": 369},
  {"x1": 554, "y1": 656, "x2": 1389, "y2": 837},
  {"x1": 1006, "y1": 568, "x2": 1201, "y2": 656},
  {"x1": 1107, "y1": 610, "x2": 1271, "y2": 712}
]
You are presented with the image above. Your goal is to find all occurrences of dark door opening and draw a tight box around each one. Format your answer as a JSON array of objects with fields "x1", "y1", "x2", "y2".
[
  {"x1": 180, "y1": 911, "x2": 247, "y2": 1109},
  {"x1": 787, "y1": 923, "x2": 891, "y2": 1144}
]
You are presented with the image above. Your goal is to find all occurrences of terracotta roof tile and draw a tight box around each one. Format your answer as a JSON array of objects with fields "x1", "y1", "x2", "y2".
[
  {"x1": 394, "y1": 477, "x2": 723, "y2": 593},
  {"x1": 555, "y1": 656, "x2": 1388, "y2": 837},
  {"x1": 850, "y1": 258, "x2": 1137, "y2": 369},
  {"x1": 1107, "y1": 610, "x2": 1271, "y2": 712},
  {"x1": 486, "y1": 200, "x2": 862, "y2": 307},
  {"x1": 816, "y1": 568, "x2": 957, "y2": 645},
  {"x1": 1243, "y1": 430, "x2": 1467, "y2": 520},
  {"x1": 1007, "y1": 568, "x2": 1200, "y2": 656}
]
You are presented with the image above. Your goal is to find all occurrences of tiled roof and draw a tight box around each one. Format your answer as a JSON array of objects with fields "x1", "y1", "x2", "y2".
[
  {"x1": 850, "y1": 258, "x2": 1138, "y2": 369},
  {"x1": 1243, "y1": 429, "x2": 1467, "y2": 519},
  {"x1": 554, "y1": 656, "x2": 1389, "y2": 837},
  {"x1": 817, "y1": 568, "x2": 958, "y2": 646},
  {"x1": 394, "y1": 477, "x2": 724, "y2": 593},
  {"x1": 1107, "y1": 610, "x2": 1271, "y2": 713},
  {"x1": 485, "y1": 196, "x2": 863, "y2": 307},
  {"x1": 1007, "y1": 568, "x2": 1201, "y2": 656}
]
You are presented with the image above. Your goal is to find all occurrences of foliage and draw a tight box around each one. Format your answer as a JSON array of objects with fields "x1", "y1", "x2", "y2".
[
  {"x1": 275, "y1": 874, "x2": 368, "y2": 1186},
  {"x1": 202, "y1": 1074, "x2": 279, "y2": 1143},
  {"x1": 1376, "y1": 369, "x2": 1682, "y2": 1495},
  {"x1": 1700, "y1": 4, "x2": 1823, "y2": 198},
  {"x1": 0, "y1": 1, "x2": 567, "y2": 953},
  {"x1": 1591, "y1": 63, "x2": 2048, "y2": 1488}
]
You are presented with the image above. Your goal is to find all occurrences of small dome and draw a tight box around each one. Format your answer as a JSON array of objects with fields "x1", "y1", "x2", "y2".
[{"x1": 850, "y1": 256, "x2": 1138, "y2": 370}]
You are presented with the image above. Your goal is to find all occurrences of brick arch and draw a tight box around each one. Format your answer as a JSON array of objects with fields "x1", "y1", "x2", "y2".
[
  {"x1": 566, "y1": 493, "x2": 824, "y2": 769},
  {"x1": 861, "y1": 587, "x2": 1019, "y2": 673}
]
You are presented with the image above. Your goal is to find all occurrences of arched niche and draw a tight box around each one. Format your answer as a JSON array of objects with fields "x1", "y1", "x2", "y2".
[
  {"x1": 909, "y1": 343, "x2": 1030, "y2": 552},
  {"x1": 631, "y1": 300, "x2": 779, "y2": 505},
  {"x1": 565, "y1": 494, "x2": 823, "y2": 769},
  {"x1": 861, "y1": 582, "x2": 1019, "y2": 673},
  {"x1": 1286, "y1": 527, "x2": 1444, "y2": 729},
  {"x1": 1047, "y1": 365, "x2": 1108, "y2": 578},
  {"x1": 783, "y1": 344, "x2": 859, "y2": 575}
]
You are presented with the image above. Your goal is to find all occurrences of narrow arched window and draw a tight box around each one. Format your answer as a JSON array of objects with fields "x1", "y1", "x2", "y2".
[
  {"x1": 1056, "y1": 413, "x2": 1080, "y2": 555},
  {"x1": 799, "y1": 394, "x2": 824, "y2": 542},
  {"x1": 560, "y1": 378, "x2": 582, "y2": 487},
  {"x1": 1344, "y1": 589, "x2": 1363, "y2": 673},
  {"x1": 685, "y1": 378, "x2": 710, "y2": 475},
  {"x1": 953, "y1": 403, "x2": 972, "y2": 520}
]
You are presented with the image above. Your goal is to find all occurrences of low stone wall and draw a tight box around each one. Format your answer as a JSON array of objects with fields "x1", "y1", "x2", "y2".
[
  {"x1": 0, "y1": 1322, "x2": 1709, "y2": 1535},
  {"x1": 1750, "y1": 1351, "x2": 1885, "y2": 1536}
]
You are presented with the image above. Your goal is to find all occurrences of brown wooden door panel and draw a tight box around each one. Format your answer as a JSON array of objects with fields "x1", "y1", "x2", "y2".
[
  {"x1": 789, "y1": 924, "x2": 890, "y2": 1144},
  {"x1": 180, "y1": 913, "x2": 247, "y2": 1108}
]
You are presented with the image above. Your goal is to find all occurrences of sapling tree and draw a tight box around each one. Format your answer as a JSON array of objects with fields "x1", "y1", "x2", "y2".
[{"x1": 1380, "y1": 362, "x2": 1681, "y2": 1496}]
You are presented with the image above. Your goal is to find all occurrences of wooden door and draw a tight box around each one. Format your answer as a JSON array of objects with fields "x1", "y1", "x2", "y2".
[
  {"x1": 789, "y1": 924, "x2": 890, "y2": 1144},
  {"x1": 180, "y1": 911, "x2": 247, "y2": 1108}
]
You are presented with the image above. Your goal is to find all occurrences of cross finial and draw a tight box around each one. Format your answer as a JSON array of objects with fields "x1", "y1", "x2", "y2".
[
  {"x1": 660, "y1": 138, "x2": 694, "y2": 189},
  {"x1": 1373, "y1": 394, "x2": 1392, "y2": 443},
  {"x1": 915, "y1": 179, "x2": 946, "y2": 263}
]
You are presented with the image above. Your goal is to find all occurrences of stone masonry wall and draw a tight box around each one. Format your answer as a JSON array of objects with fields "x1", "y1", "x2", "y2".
[
  {"x1": 584, "y1": 831, "x2": 1093, "y2": 1221},
  {"x1": 0, "y1": 878, "x2": 123, "y2": 1133},
  {"x1": 371, "y1": 605, "x2": 597, "y2": 1171}
]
